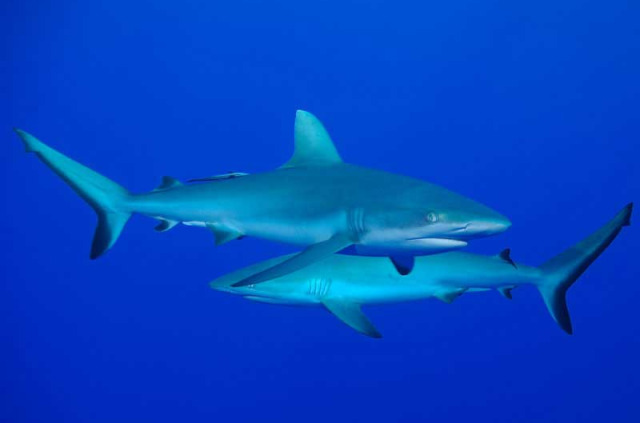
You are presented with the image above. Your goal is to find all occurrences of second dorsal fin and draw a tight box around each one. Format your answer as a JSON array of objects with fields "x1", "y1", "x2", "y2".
[
  {"x1": 153, "y1": 176, "x2": 182, "y2": 191},
  {"x1": 281, "y1": 110, "x2": 343, "y2": 168}
]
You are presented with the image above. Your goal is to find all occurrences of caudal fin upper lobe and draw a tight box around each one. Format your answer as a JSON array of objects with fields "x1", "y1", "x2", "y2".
[
  {"x1": 537, "y1": 203, "x2": 632, "y2": 334},
  {"x1": 15, "y1": 129, "x2": 132, "y2": 259}
]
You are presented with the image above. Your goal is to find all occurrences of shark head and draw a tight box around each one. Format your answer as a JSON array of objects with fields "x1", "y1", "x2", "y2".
[
  {"x1": 282, "y1": 110, "x2": 510, "y2": 256},
  {"x1": 416, "y1": 199, "x2": 512, "y2": 241},
  {"x1": 357, "y1": 185, "x2": 511, "y2": 253},
  {"x1": 210, "y1": 254, "x2": 313, "y2": 303}
]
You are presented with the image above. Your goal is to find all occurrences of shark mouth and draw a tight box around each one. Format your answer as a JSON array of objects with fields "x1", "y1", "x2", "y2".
[{"x1": 405, "y1": 225, "x2": 471, "y2": 242}]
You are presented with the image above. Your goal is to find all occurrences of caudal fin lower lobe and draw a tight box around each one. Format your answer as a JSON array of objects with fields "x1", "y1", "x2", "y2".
[
  {"x1": 537, "y1": 203, "x2": 632, "y2": 334},
  {"x1": 15, "y1": 129, "x2": 132, "y2": 259}
]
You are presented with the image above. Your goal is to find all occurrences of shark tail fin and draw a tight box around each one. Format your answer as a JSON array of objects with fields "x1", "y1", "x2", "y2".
[
  {"x1": 15, "y1": 129, "x2": 132, "y2": 259},
  {"x1": 536, "y1": 203, "x2": 632, "y2": 334}
]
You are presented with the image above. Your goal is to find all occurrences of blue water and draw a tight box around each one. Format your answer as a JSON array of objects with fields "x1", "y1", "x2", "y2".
[{"x1": 3, "y1": 1, "x2": 639, "y2": 422}]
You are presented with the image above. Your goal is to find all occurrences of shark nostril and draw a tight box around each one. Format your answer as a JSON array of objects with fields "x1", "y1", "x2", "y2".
[{"x1": 449, "y1": 224, "x2": 470, "y2": 234}]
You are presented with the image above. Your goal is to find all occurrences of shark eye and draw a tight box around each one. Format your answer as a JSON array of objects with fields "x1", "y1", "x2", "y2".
[{"x1": 425, "y1": 212, "x2": 438, "y2": 224}]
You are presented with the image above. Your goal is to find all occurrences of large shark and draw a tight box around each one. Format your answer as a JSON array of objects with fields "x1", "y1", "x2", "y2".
[
  {"x1": 15, "y1": 110, "x2": 509, "y2": 282},
  {"x1": 211, "y1": 204, "x2": 632, "y2": 338}
]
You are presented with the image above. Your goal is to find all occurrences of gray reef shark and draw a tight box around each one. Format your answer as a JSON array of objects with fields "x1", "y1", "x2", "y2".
[
  {"x1": 15, "y1": 110, "x2": 509, "y2": 282},
  {"x1": 211, "y1": 204, "x2": 632, "y2": 338}
]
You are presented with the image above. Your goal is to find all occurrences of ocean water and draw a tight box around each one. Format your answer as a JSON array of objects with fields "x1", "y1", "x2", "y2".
[{"x1": 3, "y1": 1, "x2": 638, "y2": 422}]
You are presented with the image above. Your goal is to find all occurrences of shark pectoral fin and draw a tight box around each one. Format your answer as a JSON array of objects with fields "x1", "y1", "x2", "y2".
[
  {"x1": 207, "y1": 224, "x2": 244, "y2": 246},
  {"x1": 498, "y1": 286, "x2": 514, "y2": 299},
  {"x1": 497, "y1": 248, "x2": 517, "y2": 268},
  {"x1": 281, "y1": 110, "x2": 343, "y2": 168},
  {"x1": 231, "y1": 234, "x2": 353, "y2": 287},
  {"x1": 153, "y1": 176, "x2": 183, "y2": 191},
  {"x1": 389, "y1": 255, "x2": 415, "y2": 275},
  {"x1": 322, "y1": 299, "x2": 382, "y2": 338},
  {"x1": 154, "y1": 219, "x2": 179, "y2": 232}
]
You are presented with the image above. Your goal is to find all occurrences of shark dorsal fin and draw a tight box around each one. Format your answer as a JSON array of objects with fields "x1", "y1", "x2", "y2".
[
  {"x1": 154, "y1": 176, "x2": 182, "y2": 191},
  {"x1": 281, "y1": 110, "x2": 343, "y2": 168}
]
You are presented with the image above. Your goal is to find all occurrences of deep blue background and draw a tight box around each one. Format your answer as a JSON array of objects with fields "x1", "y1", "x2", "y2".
[{"x1": 3, "y1": 1, "x2": 639, "y2": 422}]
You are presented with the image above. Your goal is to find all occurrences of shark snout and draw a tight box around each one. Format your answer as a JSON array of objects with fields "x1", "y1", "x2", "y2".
[
  {"x1": 439, "y1": 208, "x2": 511, "y2": 240},
  {"x1": 211, "y1": 284, "x2": 235, "y2": 294},
  {"x1": 210, "y1": 276, "x2": 243, "y2": 294},
  {"x1": 464, "y1": 215, "x2": 511, "y2": 238}
]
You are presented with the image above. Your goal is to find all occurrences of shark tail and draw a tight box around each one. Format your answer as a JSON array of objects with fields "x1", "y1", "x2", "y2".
[
  {"x1": 15, "y1": 129, "x2": 132, "y2": 259},
  {"x1": 536, "y1": 203, "x2": 632, "y2": 334}
]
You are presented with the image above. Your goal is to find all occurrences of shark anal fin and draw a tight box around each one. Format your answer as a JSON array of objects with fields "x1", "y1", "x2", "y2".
[
  {"x1": 498, "y1": 248, "x2": 517, "y2": 268},
  {"x1": 498, "y1": 287, "x2": 514, "y2": 299},
  {"x1": 207, "y1": 224, "x2": 244, "y2": 246},
  {"x1": 323, "y1": 299, "x2": 381, "y2": 338},
  {"x1": 390, "y1": 255, "x2": 415, "y2": 275},
  {"x1": 281, "y1": 110, "x2": 343, "y2": 168},
  {"x1": 154, "y1": 219, "x2": 179, "y2": 232},
  {"x1": 232, "y1": 234, "x2": 353, "y2": 287}
]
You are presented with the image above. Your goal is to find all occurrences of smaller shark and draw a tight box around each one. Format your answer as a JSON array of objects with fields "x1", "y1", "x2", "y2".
[{"x1": 211, "y1": 204, "x2": 632, "y2": 338}]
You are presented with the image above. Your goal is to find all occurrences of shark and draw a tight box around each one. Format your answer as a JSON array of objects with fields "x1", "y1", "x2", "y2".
[
  {"x1": 211, "y1": 204, "x2": 632, "y2": 338},
  {"x1": 15, "y1": 110, "x2": 509, "y2": 282}
]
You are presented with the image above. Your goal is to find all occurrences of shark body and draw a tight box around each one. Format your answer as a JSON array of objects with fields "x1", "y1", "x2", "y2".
[
  {"x1": 15, "y1": 110, "x2": 509, "y2": 282},
  {"x1": 212, "y1": 204, "x2": 632, "y2": 338}
]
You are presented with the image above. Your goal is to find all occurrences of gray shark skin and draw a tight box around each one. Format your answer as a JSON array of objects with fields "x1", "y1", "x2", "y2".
[
  {"x1": 211, "y1": 204, "x2": 632, "y2": 338},
  {"x1": 14, "y1": 110, "x2": 509, "y2": 281}
]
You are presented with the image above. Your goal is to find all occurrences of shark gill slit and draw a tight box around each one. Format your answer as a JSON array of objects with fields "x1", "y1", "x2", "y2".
[
  {"x1": 347, "y1": 208, "x2": 366, "y2": 241},
  {"x1": 307, "y1": 278, "x2": 332, "y2": 298}
]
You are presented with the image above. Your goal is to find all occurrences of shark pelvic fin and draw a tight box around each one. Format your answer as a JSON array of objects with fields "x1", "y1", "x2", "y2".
[
  {"x1": 497, "y1": 248, "x2": 517, "y2": 268},
  {"x1": 390, "y1": 255, "x2": 415, "y2": 275},
  {"x1": 281, "y1": 110, "x2": 343, "y2": 168},
  {"x1": 232, "y1": 234, "x2": 353, "y2": 287},
  {"x1": 153, "y1": 176, "x2": 182, "y2": 191},
  {"x1": 207, "y1": 224, "x2": 244, "y2": 246},
  {"x1": 154, "y1": 219, "x2": 179, "y2": 232},
  {"x1": 435, "y1": 289, "x2": 466, "y2": 304},
  {"x1": 323, "y1": 300, "x2": 382, "y2": 338}
]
